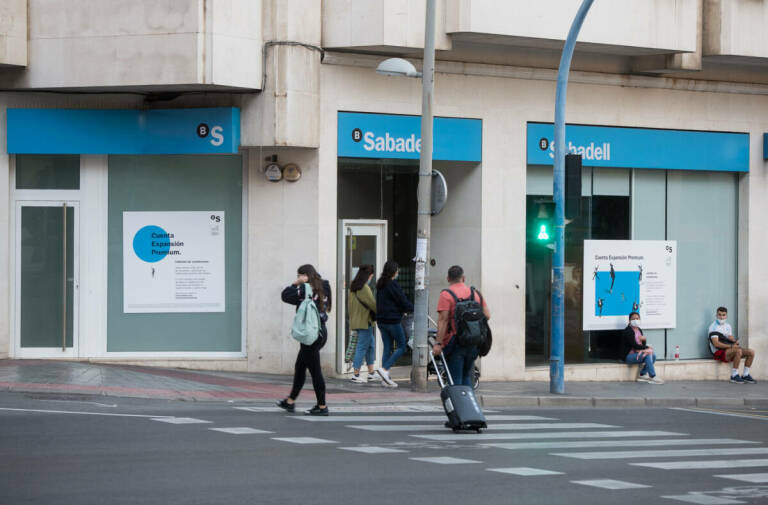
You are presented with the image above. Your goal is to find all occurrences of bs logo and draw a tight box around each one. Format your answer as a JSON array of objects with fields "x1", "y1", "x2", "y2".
[{"x1": 197, "y1": 123, "x2": 225, "y2": 146}]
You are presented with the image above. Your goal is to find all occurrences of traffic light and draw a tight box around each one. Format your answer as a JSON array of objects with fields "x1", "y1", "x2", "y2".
[{"x1": 530, "y1": 200, "x2": 555, "y2": 246}]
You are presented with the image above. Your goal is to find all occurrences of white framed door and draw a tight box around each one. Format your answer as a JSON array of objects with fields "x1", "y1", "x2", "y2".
[
  {"x1": 337, "y1": 220, "x2": 387, "y2": 373},
  {"x1": 14, "y1": 201, "x2": 80, "y2": 358}
]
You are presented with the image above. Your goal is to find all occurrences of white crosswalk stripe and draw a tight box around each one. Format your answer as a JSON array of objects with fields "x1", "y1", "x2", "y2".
[
  {"x1": 661, "y1": 494, "x2": 746, "y2": 504},
  {"x1": 633, "y1": 459, "x2": 768, "y2": 470},
  {"x1": 412, "y1": 430, "x2": 683, "y2": 441},
  {"x1": 487, "y1": 467, "x2": 563, "y2": 476},
  {"x1": 349, "y1": 422, "x2": 616, "y2": 432},
  {"x1": 293, "y1": 415, "x2": 553, "y2": 422},
  {"x1": 554, "y1": 447, "x2": 768, "y2": 460},
  {"x1": 714, "y1": 472, "x2": 768, "y2": 483},
  {"x1": 151, "y1": 417, "x2": 211, "y2": 424},
  {"x1": 271, "y1": 437, "x2": 338, "y2": 444},
  {"x1": 409, "y1": 456, "x2": 481, "y2": 465},
  {"x1": 340, "y1": 446, "x2": 408, "y2": 454},
  {"x1": 572, "y1": 479, "x2": 650, "y2": 490},
  {"x1": 235, "y1": 404, "x2": 452, "y2": 413},
  {"x1": 208, "y1": 427, "x2": 274, "y2": 435},
  {"x1": 484, "y1": 439, "x2": 754, "y2": 451}
]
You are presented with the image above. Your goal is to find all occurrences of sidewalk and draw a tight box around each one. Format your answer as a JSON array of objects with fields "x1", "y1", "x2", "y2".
[{"x1": 1, "y1": 359, "x2": 767, "y2": 408}]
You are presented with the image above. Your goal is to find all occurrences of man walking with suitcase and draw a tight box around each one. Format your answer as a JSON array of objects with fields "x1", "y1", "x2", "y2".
[{"x1": 432, "y1": 265, "x2": 491, "y2": 386}]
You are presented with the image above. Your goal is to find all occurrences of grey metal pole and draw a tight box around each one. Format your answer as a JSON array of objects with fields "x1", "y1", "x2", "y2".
[
  {"x1": 411, "y1": 0, "x2": 436, "y2": 392},
  {"x1": 551, "y1": 0, "x2": 594, "y2": 394}
]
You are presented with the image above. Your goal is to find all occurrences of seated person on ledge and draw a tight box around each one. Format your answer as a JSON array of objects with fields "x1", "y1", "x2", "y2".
[
  {"x1": 622, "y1": 312, "x2": 664, "y2": 384},
  {"x1": 708, "y1": 306, "x2": 756, "y2": 384}
]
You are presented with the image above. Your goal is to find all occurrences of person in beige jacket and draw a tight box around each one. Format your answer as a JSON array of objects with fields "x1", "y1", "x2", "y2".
[{"x1": 348, "y1": 265, "x2": 379, "y2": 384}]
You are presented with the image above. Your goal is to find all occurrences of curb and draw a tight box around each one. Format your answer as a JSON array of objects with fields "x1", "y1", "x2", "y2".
[{"x1": 480, "y1": 394, "x2": 768, "y2": 408}]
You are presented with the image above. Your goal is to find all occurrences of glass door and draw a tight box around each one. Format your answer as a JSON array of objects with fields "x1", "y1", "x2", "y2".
[
  {"x1": 337, "y1": 220, "x2": 387, "y2": 373},
  {"x1": 15, "y1": 201, "x2": 79, "y2": 357}
]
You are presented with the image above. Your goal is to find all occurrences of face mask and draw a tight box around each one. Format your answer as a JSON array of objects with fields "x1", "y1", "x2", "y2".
[
  {"x1": 717, "y1": 318, "x2": 726, "y2": 325},
  {"x1": 630, "y1": 320, "x2": 641, "y2": 328}
]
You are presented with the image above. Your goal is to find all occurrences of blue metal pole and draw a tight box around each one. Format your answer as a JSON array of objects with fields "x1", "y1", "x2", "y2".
[{"x1": 551, "y1": 0, "x2": 594, "y2": 395}]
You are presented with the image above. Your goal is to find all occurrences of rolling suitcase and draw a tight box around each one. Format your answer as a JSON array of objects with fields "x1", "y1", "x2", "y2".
[{"x1": 431, "y1": 351, "x2": 487, "y2": 433}]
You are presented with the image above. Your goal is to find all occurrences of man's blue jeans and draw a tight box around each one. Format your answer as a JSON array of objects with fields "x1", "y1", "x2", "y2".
[
  {"x1": 378, "y1": 322, "x2": 407, "y2": 370},
  {"x1": 352, "y1": 325, "x2": 376, "y2": 370},
  {"x1": 625, "y1": 351, "x2": 656, "y2": 377},
  {"x1": 444, "y1": 339, "x2": 478, "y2": 387}
]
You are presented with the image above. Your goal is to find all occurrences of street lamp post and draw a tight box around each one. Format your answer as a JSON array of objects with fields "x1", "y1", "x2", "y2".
[
  {"x1": 375, "y1": 0, "x2": 435, "y2": 392},
  {"x1": 551, "y1": 0, "x2": 594, "y2": 394}
]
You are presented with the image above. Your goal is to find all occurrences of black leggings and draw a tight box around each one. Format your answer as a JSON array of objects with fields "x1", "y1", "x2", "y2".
[{"x1": 289, "y1": 341, "x2": 326, "y2": 406}]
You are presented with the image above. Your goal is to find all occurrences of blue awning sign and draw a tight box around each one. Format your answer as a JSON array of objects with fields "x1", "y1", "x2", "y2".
[
  {"x1": 527, "y1": 122, "x2": 749, "y2": 172},
  {"x1": 7, "y1": 107, "x2": 240, "y2": 154},
  {"x1": 338, "y1": 112, "x2": 482, "y2": 162}
]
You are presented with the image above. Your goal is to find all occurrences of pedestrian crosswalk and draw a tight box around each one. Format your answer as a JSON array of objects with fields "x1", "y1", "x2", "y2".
[{"x1": 140, "y1": 402, "x2": 768, "y2": 503}]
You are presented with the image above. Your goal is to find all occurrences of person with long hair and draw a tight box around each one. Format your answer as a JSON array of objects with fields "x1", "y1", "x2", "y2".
[
  {"x1": 348, "y1": 265, "x2": 379, "y2": 384},
  {"x1": 374, "y1": 260, "x2": 413, "y2": 387},
  {"x1": 277, "y1": 264, "x2": 333, "y2": 415},
  {"x1": 622, "y1": 311, "x2": 664, "y2": 385}
]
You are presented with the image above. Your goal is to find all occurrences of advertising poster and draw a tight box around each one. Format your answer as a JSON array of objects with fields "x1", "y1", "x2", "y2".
[
  {"x1": 583, "y1": 240, "x2": 676, "y2": 330},
  {"x1": 123, "y1": 211, "x2": 225, "y2": 313}
]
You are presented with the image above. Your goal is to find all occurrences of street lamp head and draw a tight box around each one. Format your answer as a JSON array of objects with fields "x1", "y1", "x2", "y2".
[{"x1": 375, "y1": 58, "x2": 422, "y2": 78}]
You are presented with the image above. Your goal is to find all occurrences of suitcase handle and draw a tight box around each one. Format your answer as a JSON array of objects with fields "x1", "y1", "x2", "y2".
[{"x1": 429, "y1": 345, "x2": 455, "y2": 388}]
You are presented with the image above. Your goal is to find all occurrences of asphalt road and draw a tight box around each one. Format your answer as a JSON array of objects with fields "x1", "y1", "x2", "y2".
[{"x1": 1, "y1": 392, "x2": 768, "y2": 505}]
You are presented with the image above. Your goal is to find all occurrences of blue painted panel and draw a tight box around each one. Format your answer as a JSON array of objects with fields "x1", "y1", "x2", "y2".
[
  {"x1": 337, "y1": 112, "x2": 482, "y2": 162},
  {"x1": 7, "y1": 107, "x2": 240, "y2": 154},
  {"x1": 764, "y1": 133, "x2": 768, "y2": 160},
  {"x1": 527, "y1": 122, "x2": 749, "y2": 172}
]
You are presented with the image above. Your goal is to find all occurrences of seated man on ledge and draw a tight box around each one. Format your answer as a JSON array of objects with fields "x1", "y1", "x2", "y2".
[{"x1": 708, "y1": 306, "x2": 756, "y2": 384}]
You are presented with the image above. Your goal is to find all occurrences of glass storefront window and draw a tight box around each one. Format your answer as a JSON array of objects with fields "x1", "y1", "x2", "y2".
[
  {"x1": 16, "y1": 155, "x2": 80, "y2": 189},
  {"x1": 107, "y1": 155, "x2": 243, "y2": 352},
  {"x1": 526, "y1": 165, "x2": 739, "y2": 365}
]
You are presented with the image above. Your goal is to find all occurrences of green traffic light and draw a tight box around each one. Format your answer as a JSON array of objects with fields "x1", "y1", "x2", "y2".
[{"x1": 537, "y1": 224, "x2": 550, "y2": 241}]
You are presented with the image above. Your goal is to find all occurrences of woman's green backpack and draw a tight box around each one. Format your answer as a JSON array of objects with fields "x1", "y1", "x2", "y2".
[{"x1": 291, "y1": 283, "x2": 320, "y2": 345}]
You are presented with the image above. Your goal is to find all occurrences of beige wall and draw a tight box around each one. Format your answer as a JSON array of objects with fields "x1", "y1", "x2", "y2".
[
  {"x1": 0, "y1": 0, "x2": 26, "y2": 67},
  {"x1": 0, "y1": 0, "x2": 262, "y2": 90},
  {"x1": 705, "y1": 0, "x2": 768, "y2": 60}
]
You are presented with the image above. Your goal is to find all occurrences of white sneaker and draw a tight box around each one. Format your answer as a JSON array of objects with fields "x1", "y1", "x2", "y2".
[
  {"x1": 376, "y1": 368, "x2": 395, "y2": 386},
  {"x1": 350, "y1": 375, "x2": 367, "y2": 384},
  {"x1": 381, "y1": 380, "x2": 398, "y2": 389},
  {"x1": 366, "y1": 372, "x2": 381, "y2": 382},
  {"x1": 637, "y1": 374, "x2": 650, "y2": 382},
  {"x1": 647, "y1": 376, "x2": 664, "y2": 385}
]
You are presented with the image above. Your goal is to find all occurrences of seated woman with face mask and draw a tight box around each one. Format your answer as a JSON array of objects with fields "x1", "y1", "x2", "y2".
[{"x1": 622, "y1": 312, "x2": 664, "y2": 384}]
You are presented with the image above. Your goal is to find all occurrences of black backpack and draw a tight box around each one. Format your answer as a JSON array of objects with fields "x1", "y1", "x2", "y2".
[{"x1": 443, "y1": 287, "x2": 489, "y2": 349}]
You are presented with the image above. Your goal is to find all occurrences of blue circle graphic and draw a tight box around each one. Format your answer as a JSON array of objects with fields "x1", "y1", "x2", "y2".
[{"x1": 133, "y1": 225, "x2": 170, "y2": 263}]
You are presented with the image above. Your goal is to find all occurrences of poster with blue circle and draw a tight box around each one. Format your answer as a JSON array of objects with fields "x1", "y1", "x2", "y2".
[
  {"x1": 123, "y1": 211, "x2": 225, "y2": 313},
  {"x1": 582, "y1": 240, "x2": 676, "y2": 330}
]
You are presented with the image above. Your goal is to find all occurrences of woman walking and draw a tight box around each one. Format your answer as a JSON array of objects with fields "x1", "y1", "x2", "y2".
[
  {"x1": 277, "y1": 264, "x2": 332, "y2": 415},
  {"x1": 348, "y1": 265, "x2": 379, "y2": 384},
  {"x1": 374, "y1": 260, "x2": 413, "y2": 388}
]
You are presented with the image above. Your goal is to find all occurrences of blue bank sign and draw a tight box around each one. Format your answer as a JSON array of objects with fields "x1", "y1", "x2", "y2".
[
  {"x1": 338, "y1": 112, "x2": 482, "y2": 162},
  {"x1": 7, "y1": 107, "x2": 240, "y2": 154},
  {"x1": 527, "y1": 122, "x2": 749, "y2": 172}
]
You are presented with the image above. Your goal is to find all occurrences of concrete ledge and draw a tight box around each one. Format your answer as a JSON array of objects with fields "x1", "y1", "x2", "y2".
[
  {"x1": 744, "y1": 398, "x2": 768, "y2": 407},
  {"x1": 538, "y1": 396, "x2": 594, "y2": 407},
  {"x1": 593, "y1": 397, "x2": 646, "y2": 408},
  {"x1": 645, "y1": 397, "x2": 696, "y2": 407},
  {"x1": 696, "y1": 397, "x2": 747, "y2": 408},
  {"x1": 523, "y1": 360, "x2": 733, "y2": 382}
]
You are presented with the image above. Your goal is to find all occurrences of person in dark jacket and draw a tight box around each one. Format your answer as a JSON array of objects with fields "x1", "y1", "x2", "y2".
[
  {"x1": 623, "y1": 311, "x2": 663, "y2": 384},
  {"x1": 374, "y1": 260, "x2": 413, "y2": 388},
  {"x1": 277, "y1": 264, "x2": 332, "y2": 415}
]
